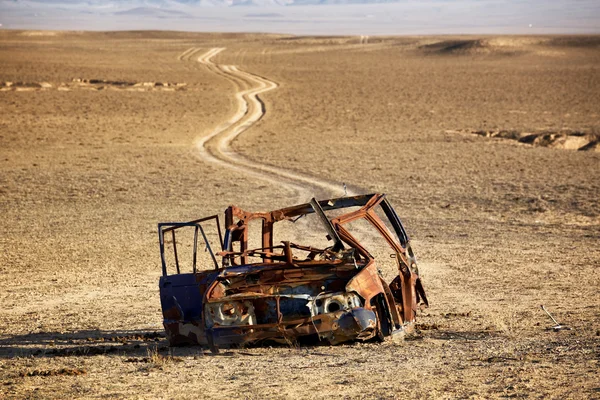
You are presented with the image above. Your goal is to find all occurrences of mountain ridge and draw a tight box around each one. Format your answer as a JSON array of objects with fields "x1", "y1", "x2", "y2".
[{"x1": 1, "y1": 0, "x2": 408, "y2": 8}]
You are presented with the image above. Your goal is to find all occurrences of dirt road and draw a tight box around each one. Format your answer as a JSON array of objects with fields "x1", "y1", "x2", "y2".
[{"x1": 185, "y1": 47, "x2": 353, "y2": 200}]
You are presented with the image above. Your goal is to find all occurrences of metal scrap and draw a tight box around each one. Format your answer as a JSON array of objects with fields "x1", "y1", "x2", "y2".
[
  {"x1": 157, "y1": 193, "x2": 428, "y2": 352},
  {"x1": 541, "y1": 305, "x2": 571, "y2": 331}
]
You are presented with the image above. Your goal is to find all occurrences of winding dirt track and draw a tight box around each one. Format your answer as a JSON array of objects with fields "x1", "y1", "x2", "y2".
[{"x1": 179, "y1": 47, "x2": 355, "y2": 200}]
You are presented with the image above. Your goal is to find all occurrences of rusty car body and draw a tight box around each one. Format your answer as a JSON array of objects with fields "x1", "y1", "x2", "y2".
[{"x1": 158, "y1": 193, "x2": 428, "y2": 352}]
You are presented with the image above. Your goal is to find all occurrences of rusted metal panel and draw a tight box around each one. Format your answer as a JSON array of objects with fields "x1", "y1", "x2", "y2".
[{"x1": 158, "y1": 193, "x2": 428, "y2": 351}]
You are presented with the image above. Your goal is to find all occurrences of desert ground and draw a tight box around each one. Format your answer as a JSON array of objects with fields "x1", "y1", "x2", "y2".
[{"x1": 0, "y1": 31, "x2": 599, "y2": 399}]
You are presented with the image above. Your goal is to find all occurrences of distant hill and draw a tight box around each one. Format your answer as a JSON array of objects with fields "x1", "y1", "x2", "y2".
[
  {"x1": 1, "y1": 0, "x2": 599, "y2": 35},
  {"x1": 114, "y1": 7, "x2": 191, "y2": 17},
  {"x1": 0, "y1": 0, "x2": 408, "y2": 7}
]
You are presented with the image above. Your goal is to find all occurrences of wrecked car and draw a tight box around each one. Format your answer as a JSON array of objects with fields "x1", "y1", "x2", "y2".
[{"x1": 158, "y1": 193, "x2": 428, "y2": 352}]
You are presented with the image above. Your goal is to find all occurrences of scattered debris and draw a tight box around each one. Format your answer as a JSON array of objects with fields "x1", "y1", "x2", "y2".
[
  {"x1": 541, "y1": 305, "x2": 571, "y2": 331},
  {"x1": 448, "y1": 129, "x2": 599, "y2": 151},
  {"x1": 158, "y1": 194, "x2": 428, "y2": 352}
]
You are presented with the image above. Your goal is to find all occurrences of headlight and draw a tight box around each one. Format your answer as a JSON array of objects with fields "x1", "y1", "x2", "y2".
[
  {"x1": 309, "y1": 292, "x2": 362, "y2": 316},
  {"x1": 206, "y1": 300, "x2": 256, "y2": 327}
]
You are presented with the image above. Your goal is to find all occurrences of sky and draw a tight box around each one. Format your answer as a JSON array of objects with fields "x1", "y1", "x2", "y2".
[{"x1": 1, "y1": 0, "x2": 599, "y2": 35}]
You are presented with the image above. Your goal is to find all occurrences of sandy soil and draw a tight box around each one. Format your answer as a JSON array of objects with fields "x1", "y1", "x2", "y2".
[{"x1": 0, "y1": 31, "x2": 599, "y2": 399}]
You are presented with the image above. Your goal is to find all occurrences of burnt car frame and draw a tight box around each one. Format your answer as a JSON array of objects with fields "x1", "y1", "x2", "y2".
[{"x1": 158, "y1": 193, "x2": 428, "y2": 352}]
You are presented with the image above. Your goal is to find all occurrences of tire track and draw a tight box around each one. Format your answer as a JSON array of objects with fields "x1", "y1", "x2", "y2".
[
  {"x1": 180, "y1": 47, "x2": 357, "y2": 200},
  {"x1": 177, "y1": 47, "x2": 201, "y2": 61}
]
